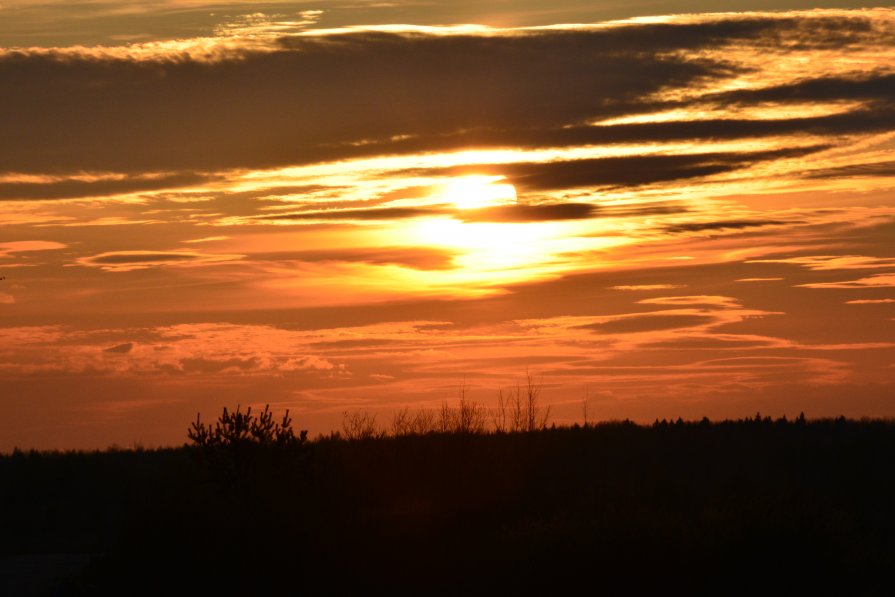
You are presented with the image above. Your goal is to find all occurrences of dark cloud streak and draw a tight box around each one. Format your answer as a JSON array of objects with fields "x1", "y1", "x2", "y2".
[
  {"x1": 807, "y1": 160, "x2": 895, "y2": 179},
  {"x1": 0, "y1": 172, "x2": 218, "y2": 201},
  {"x1": 457, "y1": 203, "x2": 596, "y2": 222},
  {"x1": 665, "y1": 219, "x2": 792, "y2": 234},
  {"x1": 0, "y1": 29, "x2": 718, "y2": 173},
  {"x1": 263, "y1": 206, "x2": 438, "y2": 221},
  {"x1": 580, "y1": 314, "x2": 715, "y2": 334},
  {"x1": 246, "y1": 247, "x2": 456, "y2": 270},
  {"x1": 90, "y1": 253, "x2": 200, "y2": 265},
  {"x1": 704, "y1": 73, "x2": 895, "y2": 106},
  {"x1": 409, "y1": 146, "x2": 830, "y2": 191},
  {"x1": 6, "y1": 14, "x2": 884, "y2": 176}
]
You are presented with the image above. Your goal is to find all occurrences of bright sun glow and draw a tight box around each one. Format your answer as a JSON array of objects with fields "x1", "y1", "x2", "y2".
[
  {"x1": 438, "y1": 175, "x2": 517, "y2": 209},
  {"x1": 406, "y1": 217, "x2": 621, "y2": 281}
]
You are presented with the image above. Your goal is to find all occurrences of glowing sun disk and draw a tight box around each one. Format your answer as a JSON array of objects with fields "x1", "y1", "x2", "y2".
[{"x1": 439, "y1": 175, "x2": 517, "y2": 209}]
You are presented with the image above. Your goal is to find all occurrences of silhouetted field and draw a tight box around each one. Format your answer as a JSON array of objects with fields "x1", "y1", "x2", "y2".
[{"x1": 4, "y1": 416, "x2": 895, "y2": 595}]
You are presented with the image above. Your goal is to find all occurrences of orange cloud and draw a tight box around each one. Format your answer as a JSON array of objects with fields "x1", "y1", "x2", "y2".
[{"x1": 77, "y1": 250, "x2": 244, "y2": 272}]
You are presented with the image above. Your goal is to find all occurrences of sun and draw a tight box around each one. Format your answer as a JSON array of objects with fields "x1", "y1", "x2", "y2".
[{"x1": 438, "y1": 175, "x2": 517, "y2": 209}]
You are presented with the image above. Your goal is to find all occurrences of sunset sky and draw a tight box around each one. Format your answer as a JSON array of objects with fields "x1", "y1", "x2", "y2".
[{"x1": 1, "y1": 1, "x2": 894, "y2": 450}]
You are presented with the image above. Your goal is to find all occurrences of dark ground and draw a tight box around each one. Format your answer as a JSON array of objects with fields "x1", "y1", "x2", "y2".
[{"x1": 3, "y1": 416, "x2": 895, "y2": 595}]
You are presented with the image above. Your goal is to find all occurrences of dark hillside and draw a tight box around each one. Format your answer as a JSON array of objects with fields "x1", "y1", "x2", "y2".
[{"x1": 3, "y1": 417, "x2": 895, "y2": 595}]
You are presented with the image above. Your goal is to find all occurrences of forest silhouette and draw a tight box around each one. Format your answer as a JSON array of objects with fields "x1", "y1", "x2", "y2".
[{"x1": 3, "y1": 402, "x2": 895, "y2": 595}]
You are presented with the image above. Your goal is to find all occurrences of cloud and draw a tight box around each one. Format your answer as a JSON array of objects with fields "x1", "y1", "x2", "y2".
[
  {"x1": 92, "y1": 253, "x2": 198, "y2": 265},
  {"x1": 183, "y1": 236, "x2": 229, "y2": 244},
  {"x1": 665, "y1": 219, "x2": 791, "y2": 234},
  {"x1": 610, "y1": 284, "x2": 687, "y2": 291},
  {"x1": 177, "y1": 357, "x2": 260, "y2": 374},
  {"x1": 580, "y1": 314, "x2": 715, "y2": 334},
  {"x1": 414, "y1": 146, "x2": 829, "y2": 192},
  {"x1": 0, "y1": 240, "x2": 66, "y2": 255},
  {"x1": 750, "y1": 255, "x2": 895, "y2": 271},
  {"x1": 260, "y1": 206, "x2": 438, "y2": 222},
  {"x1": 104, "y1": 342, "x2": 134, "y2": 354},
  {"x1": 0, "y1": 171, "x2": 218, "y2": 201},
  {"x1": 799, "y1": 274, "x2": 895, "y2": 289},
  {"x1": 457, "y1": 203, "x2": 596, "y2": 222},
  {"x1": 283, "y1": 355, "x2": 337, "y2": 371},
  {"x1": 0, "y1": 27, "x2": 720, "y2": 174},
  {"x1": 704, "y1": 72, "x2": 895, "y2": 107},
  {"x1": 369, "y1": 373, "x2": 395, "y2": 381},
  {"x1": 807, "y1": 160, "x2": 895, "y2": 179},
  {"x1": 0, "y1": 10, "x2": 887, "y2": 224},
  {"x1": 597, "y1": 106, "x2": 895, "y2": 140},
  {"x1": 247, "y1": 247, "x2": 456, "y2": 270},
  {"x1": 640, "y1": 336, "x2": 773, "y2": 350},
  {"x1": 310, "y1": 338, "x2": 407, "y2": 350},
  {"x1": 389, "y1": 103, "x2": 895, "y2": 157},
  {"x1": 79, "y1": 250, "x2": 242, "y2": 271},
  {"x1": 638, "y1": 295, "x2": 740, "y2": 307},
  {"x1": 5, "y1": 12, "x2": 886, "y2": 179},
  {"x1": 845, "y1": 299, "x2": 895, "y2": 304},
  {"x1": 0, "y1": 322, "x2": 347, "y2": 379}
]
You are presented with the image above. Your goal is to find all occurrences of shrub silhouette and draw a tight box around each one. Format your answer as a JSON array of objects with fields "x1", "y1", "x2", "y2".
[
  {"x1": 187, "y1": 404, "x2": 308, "y2": 492},
  {"x1": 342, "y1": 409, "x2": 385, "y2": 440},
  {"x1": 439, "y1": 397, "x2": 488, "y2": 434},
  {"x1": 391, "y1": 407, "x2": 438, "y2": 436},
  {"x1": 494, "y1": 371, "x2": 551, "y2": 432},
  {"x1": 188, "y1": 404, "x2": 306, "y2": 449}
]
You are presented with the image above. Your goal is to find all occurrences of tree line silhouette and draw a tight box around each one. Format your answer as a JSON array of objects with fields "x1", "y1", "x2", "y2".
[
  {"x1": 341, "y1": 374, "x2": 551, "y2": 439},
  {"x1": 3, "y1": 404, "x2": 895, "y2": 594}
]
